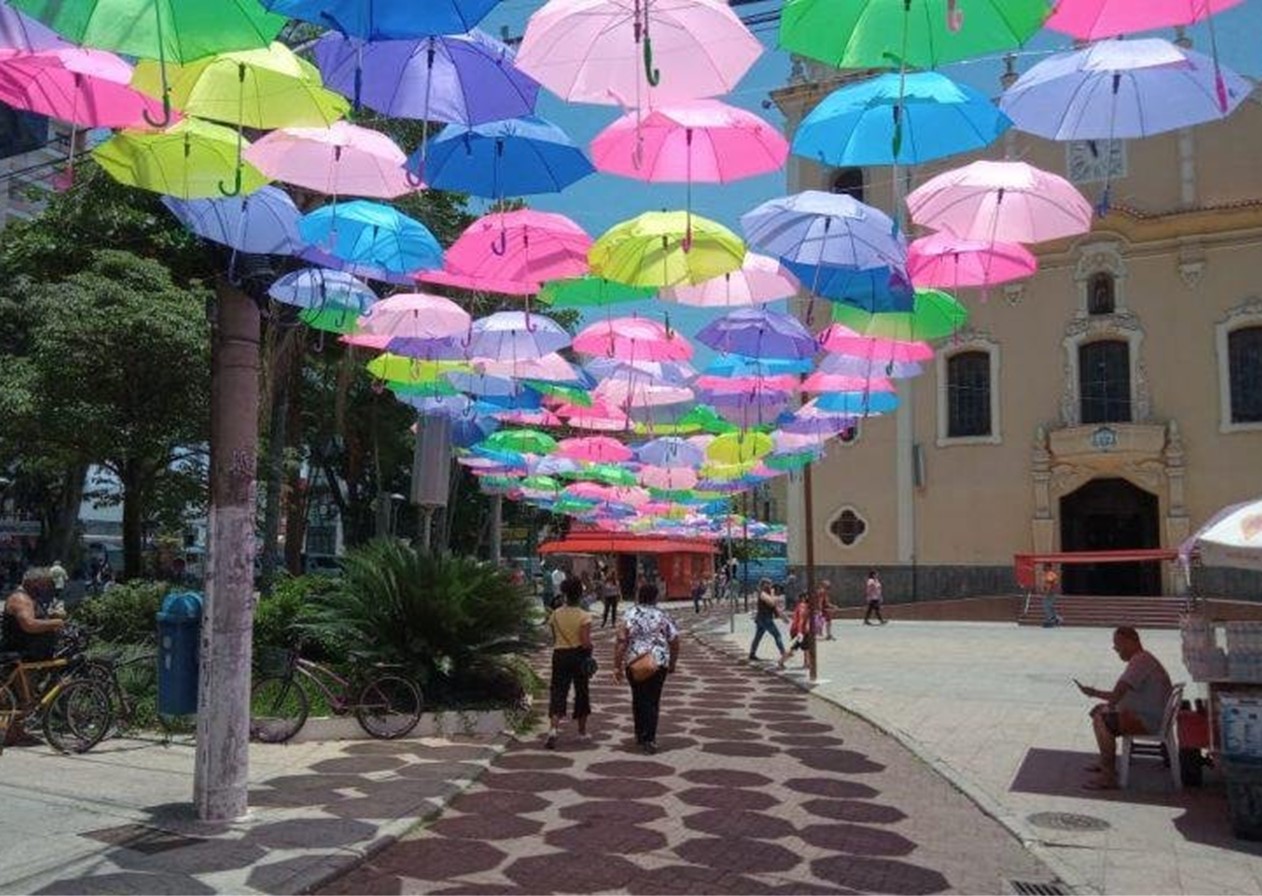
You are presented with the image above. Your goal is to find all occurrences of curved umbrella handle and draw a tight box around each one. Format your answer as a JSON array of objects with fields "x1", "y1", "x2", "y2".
[
  {"x1": 405, "y1": 166, "x2": 425, "y2": 188},
  {"x1": 490, "y1": 228, "x2": 508, "y2": 256},
  {"x1": 217, "y1": 166, "x2": 243, "y2": 198},
  {"x1": 143, "y1": 92, "x2": 173, "y2": 129},
  {"x1": 643, "y1": 35, "x2": 661, "y2": 87}
]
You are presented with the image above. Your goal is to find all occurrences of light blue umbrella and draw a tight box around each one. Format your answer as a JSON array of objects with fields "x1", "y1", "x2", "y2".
[
  {"x1": 742, "y1": 191, "x2": 906, "y2": 272},
  {"x1": 268, "y1": 267, "x2": 376, "y2": 312},
  {"x1": 813, "y1": 390, "x2": 900, "y2": 415},
  {"x1": 793, "y1": 71, "x2": 1011, "y2": 167},
  {"x1": 298, "y1": 200, "x2": 443, "y2": 275},
  {"x1": 262, "y1": 0, "x2": 499, "y2": 39},
  {"x1": 780, "y1": 260, "x2": 914, "y2": 313},
  {"x1": 466, "y1": 311, "x2": 570, "y2": 360},
  {"x1": 637, "y1": 436, "x2": 706, "y2": 468},
  {"x1": 161, "y1": 186, "x2": 303, "y2": 254},
  {"x1": 410, "y1": 115, "x2": 594, "y2": 198},
  {"x1": 298, "y1": 246, "x2": 416, "y2": 285},
  {"x1": 696, "y1": 307, "x2": 818, "y2": 360}
]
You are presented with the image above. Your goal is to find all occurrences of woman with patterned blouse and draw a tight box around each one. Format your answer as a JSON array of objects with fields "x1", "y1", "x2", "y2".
[{"x1": 612, "y1": 583, "x2": 680, "y2": 755}]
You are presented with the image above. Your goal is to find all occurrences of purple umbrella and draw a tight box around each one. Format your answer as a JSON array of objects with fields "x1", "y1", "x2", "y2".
[
  {"x1": 705, "y1": 389, "x2": 791, "y2": 426},
  {"x1": 314, "y1": 30, "x2": 539, "y2": 124},
  {"x1": 299, "y1": 246, "x2": 418, "y2": 286},
  {"x1": 818, "y1": 351, "x2": 923, "y2": 380},
  {"x1": 161, "y1": 186, "x2": 303, "y2": 255},
  {"x1": 385, "y1": 335, "x2": 470, "y2": 361},
  {"x1": 696, "y1": 307, "x2": 818, "y2": 360}
]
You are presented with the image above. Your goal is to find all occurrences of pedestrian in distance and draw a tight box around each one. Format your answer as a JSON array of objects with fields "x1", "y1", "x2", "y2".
[
  {"x1": 816, "y1": 580, "x2": 835, "y2": 640},
  {"x1": 599, "y1": 567, "x2": 620, "y2": 628},
  {"x1": 545, "y1": 578, "x2": 594, "y2": 749},
  {"x1": 863, "y1": 569, "x2": 887, "y2": 625},
  {"x1": 613, "y1": 583, "x2": 679, "y2": 755},
  {"x1": 749, "y1": 577, "x2": 791, "y2": 669},
  {"x1": 1041, "y1": 564, "x2": 1063, "y2": 628}
]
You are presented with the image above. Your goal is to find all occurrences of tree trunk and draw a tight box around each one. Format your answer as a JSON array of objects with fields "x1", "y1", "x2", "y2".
[
  {"x1": 47, "y1": 463, "x2": 88, "y2": 567},
  {"x1": 195, "y1": 279, "x2": 259, "y2": 823},
  {"x1": 283, "y1": 354, "x2": 307, "y2": 577},
  {"x1": 259, "y1": 330, "x2": 300, "y2": 594},
  {"x1": 120, "y1": 458, "x2": 146, "y2": 580}
]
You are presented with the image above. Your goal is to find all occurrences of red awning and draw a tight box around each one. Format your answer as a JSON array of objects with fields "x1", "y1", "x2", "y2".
[
  {"x1": 1013, "y1": 550, "x2": 1179, "y2": 589},
  {"x1": 539, "y1": 533, "x2": 718, "y2": 556}
]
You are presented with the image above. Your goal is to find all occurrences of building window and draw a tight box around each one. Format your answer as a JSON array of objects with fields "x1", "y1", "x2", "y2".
[
  {"x1": 831, "y1": 167, "x2": 864, "y2": 203},
  {"x1": 1079, "y1": 339, "x2": 1132, "y2": 424},
  {"x1": 828, "y1": 508, "x2": 868, "y2": 547},
  {"x1": 1228, "y1": 326, "x2": 1262, "y2": 424},
  {"x1": 946, "y1": 351, "x2": 991, "y2": 438},
  {"x1": 1087, "y1": 272, "x2": 1115, "y2": 316}
]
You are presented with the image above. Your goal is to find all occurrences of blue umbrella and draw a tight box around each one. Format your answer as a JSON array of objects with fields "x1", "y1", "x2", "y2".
[
  {"x1": 262, "y1": 0, "x2": 500, "y2": 39},
  {"x1": 637, "y1": 436, "x2": 706, "y2": 467},
  {"x1": 268, "y1": 267, "x2": 376, "y2": 312},
  {"x1": 410, "y1": 115, "x2": 594, "y2": 198},
  {"x1": 298, "y1": 200, "x2": 443, "y2": 275},
  {"x1": 467, "y1": 311, "x2": 570, "y2": 360},
  {"x1": 314, "y1": 30, "x2": 538, "y2": 124},
  {"x1": 161, "y1": 186, "x2": 303, "y2": 255},
  {"x1": 451, "y1": 412, "x2": 498, "y2": 447},
  {"x1": 385, "y1": 335, "x2": 469, "y2": 361},
  {"x1": 781, "y1": 260, "x2": 915, "y2": 313},
  {"x1": 298, "y1": 246, "x2": 417, "y2": 285},
  {"x1": 696, "y1": 307, "x2": 818, "y2": 360},
  {"x1": 703, "y1": 356, "x2": 814, "y2": 377},
  {"x1": 813, "y1": 391, "x2": 900, "y2": 415},
  {"x1": 793, "y1": 72, "x2": 1011, "y2": 167},
  {"x1": 742, "y1": 191, "x2": 906, "y2": 272}
]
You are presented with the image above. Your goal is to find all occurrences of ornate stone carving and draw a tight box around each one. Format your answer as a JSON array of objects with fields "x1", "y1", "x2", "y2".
[
  {"x1": 1219, "y1": 296, "x2": 1262, "y2": 325},
  {"x1": 1074, "y1": 242, "x2": 1127, "y2": 282},
  {"x1": 1060, "y1": 355, "x2": 1078, "y2": 427},
  {"x1": 1134, "y1": 357, "x2": 1151, "y2": 422},
  {"x1": 1003, "y1": 283, "x2": 1025, "y2": 306},
  {"x1": 1178, "y1": 259, "x2": 1205, "y2": 290}
]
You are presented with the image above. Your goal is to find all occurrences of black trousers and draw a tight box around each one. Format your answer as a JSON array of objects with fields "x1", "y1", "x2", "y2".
[
  {"x1": 864, "y1": 600, "x2": 886, "y2": 623},
  {"x1": 628, "y1": 667, "x2": 668, "y2": 744},
  {"x1": 601, "y1": 595, "x2": 619, "y2": 627},
  {"x1": 549, "y1": 647, "x2": 592, "y2": 719}
]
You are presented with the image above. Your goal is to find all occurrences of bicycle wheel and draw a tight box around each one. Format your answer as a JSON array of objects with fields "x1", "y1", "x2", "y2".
[
  {"x1": 354, "y1": 674, "x2": 423, "y2": 739},
  {"x1": 0, "y1": 684, "x2": 19, "y2": 750},
  {"x1": 250, "y1": 675, "x2": 309, "y2": 744},
  {"x1": 42, "y1": 679, "x2": 113, "y2": 754}
]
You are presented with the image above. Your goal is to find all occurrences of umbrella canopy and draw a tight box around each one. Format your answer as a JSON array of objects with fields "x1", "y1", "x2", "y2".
[
  {"x1": 907, "y1": 233, "x2": 1036, "y2": 289},
  {"x1": 589, "y1": 211, "x2": 745, "y2": 288},
  {"x1": 707, "y1": 431, "x2": 772, "y2": 464},
  {"x1": 367, "y1": 355, "x2": 468, "y2": 385},
  {"x1": 93, "y1": 118, "x2": 269, "y2": 198},
  {"x1": 300, "y1": 245, "x2": 416, "y2": 285},
  {"x1": 298, "y1": 200, "x2": 443, "y2": 273},
  {"x1": 661, "y1": 253, "x2": 798, "y2": 307},
  {"x1": 269, "y1": 267, "x2": 376, "y2": 312},
  {"x1": 357, "y1": 292, "x2": 470, "y2": 339},
  {"x1": 161, "y1": 185, "x2": 302, "y2": 254},
  {"x1": 467, "y1": 311, "x2": 571, "y2": 360},
  {"x1": 793, "y1": 71, "x2": 1010, "y2": 167},
  {"x1": 262, "y1": 0, "x2": 500, "y2": 39},
  {"x1": 999, "y1": 39, "x2": 1249, "y2": 140},
  {"x1": 780, "y1": 0, "x2": 1047, "y2": 70},
  {"x1": 313, "y1": 29, "x2": 538, "y2": 124},
  {"x1": 818, "y1": 351, "x2": 923, "y2": 380},
  {"x1": 475, "y1": 352, "x2": 580, "y2": 383},
  {"x1": 696, "y1": 307, "x2": 818, "y2": 360},
  {"x1": 1179, "y1": 496, "x2": 1262, "y2": 572},
  {"x1": 0, "y1": 46, "x2": 170, "y2": 127},
  {"x1": 515, "y1": 0, "x2": 761, "y2": 107},
  {"x1": 782, "y1": 260, "x2": 914, "y2": 313},
  {"x1": 539, "y1": 275, "x2": 655, "y2": 308},
  {"x1": 831, "y1": 289, "x2": 968, "y2": 342},
  {"x1": 818, "y1": 324, "x2": 935, "y2": 363},
  {"x1": 742, "y1": 190, "x2": 906, "y2": 272},
  {"x1": 485, "y1": 428, "x2": 557, "y2": 455},
  {"x1": 556, "y1": 436, "x2": 634, "y2": 464},
  {"x1": 637, "y1": 436, "x2": 706, "y2": 467},
  {"x1": 0, "y1": 2, "x2": 66, "y2": 51},
  {"x1": 1046, "y1": 0, "x2": 1244, "y2": 39},
  {"x1": 301, "y1": 306, "x2": 364, "y2": 334},
  {"x1": 906, "y1": 160, "x2": 1093, "y2": 244},
  {"x1": 245, "y1": 121, "x2": 417, "y2": 199},
  {"x1": 573, "y1": 317, "x2": 693, "y2": 361}
]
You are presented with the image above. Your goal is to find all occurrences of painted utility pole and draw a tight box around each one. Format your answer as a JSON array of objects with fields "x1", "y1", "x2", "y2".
[
  {"x1": 489, "y1": 494, "x2": 503, "y2": 564},
  {"x1": 804, "y1": 464, "x2": 818, "y2": 682},
  {"x1": 194, "y1": 279, "x2": 260, "y2": 822}
]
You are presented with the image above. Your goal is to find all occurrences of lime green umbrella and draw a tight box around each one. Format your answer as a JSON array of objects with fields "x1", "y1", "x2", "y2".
[
  {"x1": 589, "y1": 211, "x2": 745, "y2": 288},
  {"x1": 299, "y1": 307, "x2": 359, "y2": 334},
  {"x1": 832, "y1": 288, "x2": 969, "y2": 342},
  {"x1": 366, "y1": 354, "x2": 468, "y2": 385},
  {"x1": 12, "y1": 0, "x2": 286, "y2": 126},
  {"x1": 563, "y1": 464, "x2": 638, "y2": 486},
  {"x1": 524, "y1": 380, "x2": 593, "y2": 407},
  {"x1": 485, "y1": 428, "x2": 558, "y2": 455},
  {"x1": 522, "y1": 475, "x2": 562, "y2": 492},
  {"x1": 539, "y1": 275, "x2": 656, "y2": 308},
  {"x1": 92, "y1": 118, "x2": 269, "y2": 199},
  {"x1": 779, "y1": 0, "x2": 1047, "y2": 71}
]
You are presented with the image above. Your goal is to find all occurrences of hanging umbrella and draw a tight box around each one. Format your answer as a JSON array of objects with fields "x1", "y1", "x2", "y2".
[
  {"x1": 596, "y1": 378, "x2": 694, "y2": 410},
  {"x1": 907, "y1": 233, "x2": 1036, "y2": 290},
  {"x1": 831, "y1": 289, "x2": 968, "y2": 342},
  {"x1": 0, "y1": 2, "x2": 66, "y2": 51},
  {"x1": 637, "y1": 436, "x2": 705, "y2": 468},
  {"x1": 410, "y1": 114, "x2": 594, "y2": 197},
  {"x1": 661, "y1": 253, "x2": 798, "y2": 307},
  {"x1": 573, "y1": 317, "x2": 693, "y2": 361},
  {"x1": 810, "y1": 391, "x2": 900, "y2": 416},
  {"x1": 589, "y1": 211, "x2": 744, "y2": 288},
  {"x1": 704, "y1": 355, "x2": 812, "y2": 377},
  {"x1": 556, "y1": 436, "x2": 634, "y2": 464},
  {"x1": 694, "y1": 373, "x2": 798, "y2": 394},
  {"x1": 475, "y1": 353, "x2": 581, "y2": 383},
  {"x1": 467, "y1": 311, "x2": 571, "y2": 360},
  {"x1": 585, "y1": 357, "x2": 696, "y2": 385},
  {"x1": 313, "y1": 29, "x2": 537, "y2": 124},
  {"x1": 557, "y1": 401, "x2": 630, "y2": 432},
  {"x1": 298, "y1": 200, "x2": 443, "y2": 274},
  {"x1": 485, "y1": 428, "x2": 558, "y2": 455},
  {"x1": 907, "y1": 160, "x2": 1093, "y2": 245},
  {"x1": 386, "y1": 335, "x2": 468, "y2": 361},
  {"x1": 300, "y1": 306, "x2": 363, "y2": 334},
  {"x1": 707, "y1": 431, "x2": 773, "y2": 465},
  {"x1": 245, "y1": 121, "x2": 417, "y2": 199},
  {"x1": 367, "y1": 354, "x2": 468, "y2": 385},
  {"x1": 638, "y1": 466, "x2": 699, "y2": 491},
  {"x1": 357, "y1": 292, "x2": 470, "y2": 339},
  {"x1": 792, "y1": 71, "x2": 1010, "y2": 167},
  {"x1": 695, "y1": 307, "x2": 818, "y2": 360},
  {"x1": 1046, "y1": 0, "x2": 1244, "y2": 40},
  {"x1": 12, "y1": 0, "x2": 286, "y2": 126},
  {"x1": 160, "y1": 185, "x2": 302, "y2": 254},
  {"x1": 269, "y1": 267, "x2": 376, "y2": 313},
  {"x1": 419, "y1": 209, "x2": 591, "y2": 293},
  {"x1": 706, "y1": 390, "x2": 792, "y2": 427},
  {"x1": 539, "y1": 275, "x2": 655, "y2": 308},
  {"x1": 262, "y1": 0, "x2": 499, "y2": 39},
  {"x1": 515, "y1": 0, "x2": 761, "y2": 107},
  {"x1": 528, "y1": 380, "x2": 593, "y2": 407},
  {"x1": 818, "y1": 351, "x2": 923, "y2": 380},
  {"x1": 742, "y1": 191, "x2": 905, "y2": 273},
  {"x1": 92, "y1": 118, "x2": 269, "y2": 198},
  {"x1": 0, "y1": 47, "x2": 171, "y2": 128},
  {"x1": 999, "y1": 39, "x2": 1249, "y2": 141},
  {"x1": 300, "y1": 245, "x2": 416, "y2": 285},
  {"x1": 802, "y1": 371, "x2": 895, "y2": 394},
  {"x1": 781, "y1": 261, "x2": 913, "y2": 314},
  {"x1": 779, "y1": 0, "x2": 1047, "y2": 71},
  {"x1": 818, "y1": 324, "x2": 934, "y2": 363}
]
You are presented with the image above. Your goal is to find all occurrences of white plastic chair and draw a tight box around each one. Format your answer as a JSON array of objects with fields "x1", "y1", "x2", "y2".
[{"x1": 1118, "y1": 682, "x2": 1185, "y2": 789}]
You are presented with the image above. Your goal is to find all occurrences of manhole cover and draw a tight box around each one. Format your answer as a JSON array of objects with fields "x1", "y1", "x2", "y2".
[{"x1": 1026, "y1": 811, "x2": 1111, "y2": 832}]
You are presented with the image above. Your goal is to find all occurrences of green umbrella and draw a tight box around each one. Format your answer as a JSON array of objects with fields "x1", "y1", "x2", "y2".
[
  {"x1": 765, "y1": 451, "x2": 818, "y2": 472},
  {"x1": 485, "y1": 428, "x2": 558, "y2": 455},
  {"x1": 779, "y1": 0, "x2": 1047, "y2": 71},
  {"x1": 832, "y1": 288, "x2": 969, "y2": 342},
  {"x1": 92, "y1": 118, "x2": 269, "y2": 199},
  {"x1": 12, "y1": 0, "x2": 286, "y2": 127},
  {"x1": 553, "y1": 496, "x2": 598, "y2": 515},
  {"x1": 299, "y1": 307, "x2": 358, "y2": 334},
  {"x1": 522, "y1": 475, "x2": 562, "y2": 492},
  {"x1": 539, "y1": 275, "x2": 656, "y2": 308},
  {"x1": 524, "y1": 380, "x2": 594, "y2": 407},
  {"x1": 563, "y1": 464, "x2": 638, "y2": 486},
  {"x1": 389, "y1": 380, "x2": 460, "y2": 398}
]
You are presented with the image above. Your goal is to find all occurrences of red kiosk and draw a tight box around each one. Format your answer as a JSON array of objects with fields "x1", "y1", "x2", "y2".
[{"x1": 539, "y1": 526, "x2": 718, "y2": 599}]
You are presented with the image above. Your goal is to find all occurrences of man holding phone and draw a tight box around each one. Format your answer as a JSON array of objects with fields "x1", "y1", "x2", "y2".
[{"x1": 1075, "y1": 626, "x2": 1173, "y2": 790}]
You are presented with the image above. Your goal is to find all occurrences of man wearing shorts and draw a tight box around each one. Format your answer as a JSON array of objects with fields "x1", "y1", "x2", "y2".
[{"x1": 1075, "y1": 626, "x2": 1172, "y2": 790}]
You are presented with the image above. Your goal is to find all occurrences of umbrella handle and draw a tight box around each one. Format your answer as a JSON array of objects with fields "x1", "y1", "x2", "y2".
[
  {"x1": 946, "y1": 0, "x2": 963, "y2": 32},
  {"x1": 490, "y1": 228, "x2": 508, "y2": 256},
  {"x1": 643, "y1": 35, "x2": 661, "y2": 87},
  {"x1": 405, "y1": 167, "x2": 424, "y2": 188},
  {"x1": 143, "y1": 92, "x2": 173, "y2": 129},
  {"x1": 218, "y1": 166, "x2": 243, "y2": 198}
]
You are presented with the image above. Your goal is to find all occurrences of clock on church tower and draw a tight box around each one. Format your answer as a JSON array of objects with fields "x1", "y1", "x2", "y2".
[{"x1": 1066, "y1": 139, "x2": 1126, "y2": 184}]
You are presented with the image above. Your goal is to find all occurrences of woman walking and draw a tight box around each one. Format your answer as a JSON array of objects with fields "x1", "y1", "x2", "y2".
[
  {"x1": 599, "y1": 567, "x2": 620, "y2": 628},
  {"x1": 613, "y1": 583, "x2": 679, "y2": 755},
  {"x1": 749, "y1": 578, "x2": 790, "y2": 668},
  {"x1": 545, "y1": 578, "x2": 593, "y2": 749}
]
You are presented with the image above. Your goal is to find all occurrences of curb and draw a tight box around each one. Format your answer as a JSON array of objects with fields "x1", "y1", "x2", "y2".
[{"x1": 686, "y1": 619, "x2": 1098, "y2": 896}]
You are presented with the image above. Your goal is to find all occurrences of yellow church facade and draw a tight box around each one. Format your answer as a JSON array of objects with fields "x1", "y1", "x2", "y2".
[{"x1": 773, "y1": 58, "x2": 1262, "y2": 602}]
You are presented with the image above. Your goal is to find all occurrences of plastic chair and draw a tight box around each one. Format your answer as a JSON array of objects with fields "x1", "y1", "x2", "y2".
[{"x1": 1118, "y1": 682, "x2": 1185, "y2": 789}]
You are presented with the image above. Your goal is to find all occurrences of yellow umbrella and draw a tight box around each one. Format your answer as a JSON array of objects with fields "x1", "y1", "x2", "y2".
[
  {"x1": 706, "y1": 431, "x2": 773, "y2": 465},
  {"x1": 92, "y1": 118, "x2": 269, "y2": 199},
  {"x1": 366, "y1": 354, "x2": 469, "y2": 385},
  {"x1": 588, "y1": 210, "x2": 745, "y2": 288}
]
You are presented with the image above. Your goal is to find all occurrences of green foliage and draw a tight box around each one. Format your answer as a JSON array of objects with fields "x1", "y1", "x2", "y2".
[
  {"x1": 72, "y1": 580, "x2": 170, "y2": 645},
  {"x1": 253, "y1": 573, "x2": 339, "y2": 654},
  {"x1": 298, "y1": 540, "x2": 543, "y2": 702}
]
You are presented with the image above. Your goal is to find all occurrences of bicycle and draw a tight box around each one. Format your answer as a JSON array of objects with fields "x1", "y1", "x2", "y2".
[
  {"x1": 0, "y1": 636, "x2": 114, "y2": 754},
  {"x1": 83, "y1": 647, "x2": 194, "y2": 739},
  {"x1": 249, "y1": 648, "x2": 423, "y2": 744}
]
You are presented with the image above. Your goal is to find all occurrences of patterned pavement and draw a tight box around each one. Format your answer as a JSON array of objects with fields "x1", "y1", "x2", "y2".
[{"x1": 322, "y1": 611, "x2": 1053, "y2": 894}]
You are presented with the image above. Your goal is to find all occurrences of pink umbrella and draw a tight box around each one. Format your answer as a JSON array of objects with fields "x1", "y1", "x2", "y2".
[
  {"x1": 474, "y1": 353, "x2": 580, "y2": 383},
  {"x1": 638, "y1": 466, "x2": 699, "y2": 490},
  {"x1": 694, "y1": 374, "x2": 798, "y2": 394},
  {"x1": 661, "y1": 253, "x2": 799, "y2": 307},
  {"x1": 906, "y1": 160, "x2": 1093, "y2": 245},
  {"x1": 907, "y1": 233, "x2": 1037, "y2": 290},
  {"x1": 556, "y1": 436, "x2": 634, "y2": 463},
  {"x1": 573, "y1": 317, "x2": 693, "y2": 361},
  {"x1": 595, "y1": 378, "x2": 694, "y2": 410},
  {"x1": 802, "y1": 372, "x2": 895, "y2": 394},
  {"x1": 818, "y1": 324, "x2": 935, "y2": 363},
  {"x1": 244, "y1": 121, "x2": 419, "y2": 199},
  {"x1": 494, "y1": 409, "x2": 563, "y2": 427},
  {"x1": 556, "y1": 400, "x2": 630, "y2": 432},
  {"x1": 0, "y1": 48, "x2": 171, "y2": 127},
  {"x1": 357, "y1": 293, "x2": 471, "y2": 339},
  {"x1": 339, "y1": 332, "x2": 391, "y2": 350},
  {"x1": 1045, "y1": 0, "x2": 1243, "y2": 39}
]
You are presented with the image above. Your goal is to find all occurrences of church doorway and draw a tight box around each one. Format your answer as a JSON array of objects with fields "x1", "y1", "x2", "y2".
[{"x1": 1059, "y1": 478, "x2": 1161, "y2": 595}]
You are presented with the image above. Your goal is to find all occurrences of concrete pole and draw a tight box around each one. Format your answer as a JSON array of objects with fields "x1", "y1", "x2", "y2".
[
  {"x1": 804, "y1": 464, "x2": 817, "y2": 683},
  {"x1": 194, "y1": 280, "x2": 259, "y2": 822},
  {"x1": 489, "y1": 494, "x2": 503, "y2": 564}
]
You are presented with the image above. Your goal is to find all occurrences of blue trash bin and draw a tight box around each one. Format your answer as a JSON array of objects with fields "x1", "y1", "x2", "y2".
[{"x1": 156, "y1": 591, "x2": 203, "y2": 716}]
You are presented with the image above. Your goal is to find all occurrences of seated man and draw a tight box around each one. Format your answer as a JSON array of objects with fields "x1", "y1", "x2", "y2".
[
  {"x1": 1, "y1": 568, "x2": 66, "y2": 662},
  {"x1": 1075, "y1": 625, "x2": 1173, "y2": 790}
]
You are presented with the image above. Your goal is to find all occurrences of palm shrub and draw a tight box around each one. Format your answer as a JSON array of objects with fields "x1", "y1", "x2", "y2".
[{"x1": 298, "y1": 540, "x2": 542, "y2": 705}]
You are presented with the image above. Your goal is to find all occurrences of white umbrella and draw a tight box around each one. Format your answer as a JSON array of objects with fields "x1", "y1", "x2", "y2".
[{"x1": 1181, "y1": 497, "x2": 1262, "y2": 572}]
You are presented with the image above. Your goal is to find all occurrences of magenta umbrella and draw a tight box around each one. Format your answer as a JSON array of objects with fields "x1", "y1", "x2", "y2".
[
  {"x1": 556, "y1": 436, "x2": 634, "y2": 464},
  {"x1": 661, "y1": 252, "x2": 799, "y2": 307},
  {"x1": 356, "y1": 292, "x2": 471, "y2": 339},
  {"x1": 802, "y1": 372, "x2": 895, "y2": 394},
  {"x1": 1045, "y1": 0, "x2": 1243, "y2": 39},
  {"x1": 556, "y1": 400, "x2": 630, "y2": 432},
  {"x1": 907, "y1": 233, "x2": 1037, "y2": 290},
  {"x1": 0, "y1": 48, "x2": 171, "y2": 127},
  {"x1": 818, "y1": 323, "x2": 934, "y2": 364},
  {"x1": 572, "y1": 317, "x2": 693, "y2": 362},
  {"x1": 244, "y1": 121, "x2": 418, "y2": 199}
]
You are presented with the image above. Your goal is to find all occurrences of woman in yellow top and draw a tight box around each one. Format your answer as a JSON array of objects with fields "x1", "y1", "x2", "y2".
[{"x1": 546, "y1": 577, "x2": 593, "y2": 749}]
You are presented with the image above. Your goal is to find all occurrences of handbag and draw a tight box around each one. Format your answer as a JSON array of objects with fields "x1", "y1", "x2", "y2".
[
  {"x1": 580, "y1": 653, "x2": 599, "y2": 678},
  {"x1": 627, "y1": 650, "x2": 660, "y2": 683}
]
